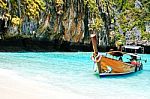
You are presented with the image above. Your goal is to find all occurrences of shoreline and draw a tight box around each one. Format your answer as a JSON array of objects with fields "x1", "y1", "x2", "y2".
[{"x1": 0, "y1": 68, "x2": 91, "y2": 99}]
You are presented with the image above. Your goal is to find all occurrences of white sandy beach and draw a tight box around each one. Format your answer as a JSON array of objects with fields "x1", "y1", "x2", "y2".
[
  {"x1": 0, "y1": 68, "x2": 148, "y2": 99},
  {"x1": 0, "y1": 69, "x2": 91, "y2": 99}
]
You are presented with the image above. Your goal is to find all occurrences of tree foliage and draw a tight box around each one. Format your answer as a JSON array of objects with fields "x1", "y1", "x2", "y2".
[
  {"x1": 84, "y1": 0, "x2": 103, "y2": 31},
  {"x1": 0, "y1": 0, "x2": 7, "y2": 9},
  {"x1": 1, "y1": 0, "x2": 46, "y2": 24},
  {"x1": 22, "y1": 0, "x2": 46, "y2": 19}
]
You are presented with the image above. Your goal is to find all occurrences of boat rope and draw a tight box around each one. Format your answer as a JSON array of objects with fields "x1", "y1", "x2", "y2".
[{"x1": 91, "y1": 53, "x2": 102, "y2": 63}]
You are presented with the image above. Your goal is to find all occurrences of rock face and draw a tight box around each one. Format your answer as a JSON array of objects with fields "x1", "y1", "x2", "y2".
[
  {"x1": 1, "y1": 0, "x2": 149, "y2": 52},
  {"x1": 0, "y1": 18, "x2": 9, "y2": 39},
  {"x1": 62, "y1": 0, "x2": 85, "y2": 43},
  {"x1": 35, "y1": 0, "x2": 90, "y2": 44},
  {"x1": 0, "y1": 0, "x2": 115, "y2": 48}
]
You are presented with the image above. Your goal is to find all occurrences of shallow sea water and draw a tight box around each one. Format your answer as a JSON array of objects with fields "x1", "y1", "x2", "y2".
[{"x1": 0, "y1": 52, "x2": 150, "y2": 99}]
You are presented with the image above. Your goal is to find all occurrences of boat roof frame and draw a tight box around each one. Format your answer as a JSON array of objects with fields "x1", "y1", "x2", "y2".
[
  {"x1": 122, "y1": 45, "x2": 143, "y2": 50},
  {"x1": 122, "y1": 45, "x2": 144, "y2": 53},
  {"x1": 107, "y1": 51, "x2": 141, "y2": 58},
  {"x1": 107, "y1": 51, "x2": 126, "y2": 57}
]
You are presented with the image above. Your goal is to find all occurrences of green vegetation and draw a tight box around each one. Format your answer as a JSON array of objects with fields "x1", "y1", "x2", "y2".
[
  {"x1": 84, "y1": 0, "x2": 103, "y2": 31},
  {"x1": 0, "y1": 0, "x2": 149, "y2": 46},
  {"x1": 0, "y1": 0, "x2": 7, "y2": 9}
]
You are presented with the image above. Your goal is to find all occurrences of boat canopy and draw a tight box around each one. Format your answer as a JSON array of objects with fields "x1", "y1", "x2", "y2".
[
  {"x1": 107, "y1": 51, "x2": 126, "y2": 57},
  {"x1": 122, "y1": 45, "x2": 142, "y2": 50},
  {"x1": 126, "y1": 53, "x2": 141, "y2": 58},
  {"x1": 107, "y1": 51, "x2": 141, "y2": 58}
]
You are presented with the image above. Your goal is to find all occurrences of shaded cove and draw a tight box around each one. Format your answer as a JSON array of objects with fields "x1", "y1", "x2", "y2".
[
  {"x1": 0, "y1": 38, "x2": 116, "y2": 52},
  {"x1": 0, "y1": 38, "x2": 150, "y2": 53}
]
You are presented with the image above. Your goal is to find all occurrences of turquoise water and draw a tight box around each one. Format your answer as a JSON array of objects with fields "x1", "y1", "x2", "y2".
[{"x1": 0, "y1": 52, "x2": 150, "y2": 99}]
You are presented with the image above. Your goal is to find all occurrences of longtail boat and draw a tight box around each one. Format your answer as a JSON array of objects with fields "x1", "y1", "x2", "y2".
[{"x1": 90, "y1": 34, "x2": 145, "y2": 76}]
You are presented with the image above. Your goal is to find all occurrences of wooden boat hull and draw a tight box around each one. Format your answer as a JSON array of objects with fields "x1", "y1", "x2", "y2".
[
  {"x1": 95, "y1": 55, "x2": 141, "y2": 76},
  {"x1": 90, "y1": 33, "x2": 143, "y2": 77},
  {"x1": 99, "y1": 72, "x2": 135, "y2": 77}
]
